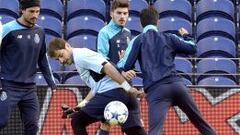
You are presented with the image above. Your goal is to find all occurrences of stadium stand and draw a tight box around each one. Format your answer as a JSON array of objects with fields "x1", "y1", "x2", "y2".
[
  {"x1": 196, "y1": 0, "x2": 235, "y2": 23},
  {"x1": 158, "y1": 16, "x2": 192, "y2": 35},
  {"x1": 126, "y1": 15, "x2": 143, "y2": 37},
  {"x1": 40, "y1": 0, "x2": 64, "y2": 21},
  {"x1": 68, "y1": 34, "x2": 97, "y2": 51},
  {"x1": 67, "y1": 0, "x2": 106, "y2": 21},
  {"x1": 0, "y1": 0, "x2": 19, "y2": 18},
  {"x1": 197, "y1": 36, "x2": 236, "y2": 58},
  {"x1": 153, "y1": 0, "x2": 192, "y2": 21},
  {"x1": 196, "y1": 17, "x2": 236, "y2": 41},
  {"x1": 37, "y1": 15, "x2": 63, "y2": 37},
  {"x1": 66, "y1": 16, "x2": 104, "y2": 39}
]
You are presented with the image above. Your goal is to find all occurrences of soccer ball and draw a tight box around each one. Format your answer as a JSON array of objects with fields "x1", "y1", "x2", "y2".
[{"x1": 104, "y1": 101, "x2": 128, "y2": 125}]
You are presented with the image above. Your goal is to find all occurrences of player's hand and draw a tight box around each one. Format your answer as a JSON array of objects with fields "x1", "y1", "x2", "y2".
[
  {"x1": 61, "y1": 104, "x2": 76, "y2": 119},
  {"x1": 121, "y1": 70, "x2": 136, "y2": 80},
  {"x1": 128, "y1": 87, "x2": 145, "y2": 99},
  {"x1": 178, "y1": 27, "x2": 189, "y2": 36}
]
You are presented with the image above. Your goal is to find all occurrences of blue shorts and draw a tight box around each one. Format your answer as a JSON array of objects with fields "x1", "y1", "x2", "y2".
[{"x1": 81, "y1": 88, "x2": 142, "y2": 129}]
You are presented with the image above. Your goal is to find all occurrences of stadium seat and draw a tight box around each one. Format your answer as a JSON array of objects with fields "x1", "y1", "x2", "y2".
[
  {"x1": 0, "y1": 0, "x2": 19, "y2": 18},
  {"x1": 45, "y1": 34, "x2": 56, "y2": 46},
  {"x1": 40, "y1": 0, "x2": 63, "y2": 20},
  {"x1": 64, "y1": 73, "x2": 86, "y2": 86},
  {"x1": 198, "y1": 76, "x2": 237, "y2": 85},
  {"x1": 153, "y1": 0, "x2": 192, "y2": 21},
  {"x1": 196, "y1": 57, "x2": 237, "y2": 82},
  {"x1": 196, "y1": 17, "x2": 236, "y2": 41},
  {"x1": 37, "y1": 15, "x2": 62, "y2": 37},
  {"x1": 182, "y1": 77, "x2": 193, "y2": 85},
  {"x1": 126, "y1": 16, "x2": 143, "y2": 37},
  {"x1": 48, "y1": 58, "x2": 62, "y2": 72},
  {"x1": 0, "y1": 15, "x2": 15, "y2": 24},
  {"x1": 66, "y1": 16, "x2": 104, "y2": 39},
  {"x1": 35, "y1": 73, "x2": 60, "y2": 85},
  {"x1": 158, "y1": 16, "x2": 192, "y2": 34},
  {"x1": 196, "y1": 0, "x2": 234, "y2": 23},
  {"x1": 67, "y1": 0, "x2": 106, "y2": 21},
  {"x1": 174, "y1": 57, "x2": 192, "y2": 82},
  {"x1": 197, "y1": 36, "x2": 236, "y2": 58},
  {"x1": 129, "y1": 0, "x2": 148, "y2": 17},
  {"x1": 68, "y1": 35, "x2": 97, "y2": 51}
]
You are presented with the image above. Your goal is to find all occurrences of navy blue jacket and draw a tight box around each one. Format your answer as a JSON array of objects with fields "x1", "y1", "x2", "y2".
[
  {"x1": 1, "y1": 20, "x2": 56, "y2": 89},
  {"x1": 119, "y1": 25, "x2": 196, "y2": 90}
]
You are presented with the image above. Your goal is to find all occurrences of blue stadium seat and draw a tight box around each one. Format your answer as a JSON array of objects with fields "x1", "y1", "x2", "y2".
[
  {"x1": 48, "y1": 58, "x2": 62, "y2": 72},
  {"x1": 154, "y1": 0, "x2": 192, "y2": 21},
  {"x1": 64, "y1": 73, "x2": 86, "y2": 85},
  {"x1": 196, "y1": 57, "x2": 237, "y2": 82},
  {"x1": 196, "y1": 17, "x2": 235, "y2": 41},
  {"x1": 68, "y1": 35, "x2": 97, "y2": 51},
  {"x1": 35, "y1": 73, "x2": 60, "y2": 85},
  {"x1": 196, "y1": 0, "x2": 234, "y2": 22},
  {"x1": 0, "y1": 15, "x2": 15, "y2": 24},
  {"x1": 197, "y1": 36, "x2": 236, "y2": 58},
  {"x1": 158, "y1": 16, "x2": 192, "y2": 34},
  {"x1": 174, "y1": 57, "x2": 192, "y2": 82},
  {"x1": 64, "y1": 64, "x2": 76, "y2": 71},
  {"x1": 67, "y1": 0, "x2": 106, "y2": 21},
  {"x1": 126, "y1": 16, "x2": 142, "y2": 37},
  {"x1": 129, "y1": 0, "x2": 148, "y2": 17},
  {"x1": 66, "y1": 16, "x2": 104, "y2": 39},
  {"x1": 198, "y1": 76, "x2": 237, "y2": 85},
  {"x1": 0, "y1": 0, "x2": 19, "y2": 18},
  {"x1": 45, "y1": 35, "x2": 56, "y2": 46},
  {"x1": 40, "y1": 0, "x2": 63, "y2": 20},
  {"x1": 182, "y1": 77, "x2": 193, "y2": 85},
  {"x1": 37, "y1": 15, "x2": 62, "y2": 37}
]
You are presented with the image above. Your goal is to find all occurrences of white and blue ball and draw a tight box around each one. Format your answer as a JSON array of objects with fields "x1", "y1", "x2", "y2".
[{"x1": 104, "y1": 101, "x2": 128, "y2": 125}]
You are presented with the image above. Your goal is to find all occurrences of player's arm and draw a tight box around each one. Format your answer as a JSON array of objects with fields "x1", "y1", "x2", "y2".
[
  {"x1": 97, "y1": 29, "x2": 110, "y2": 58},
  {"x1": 102, "y1": 62, "x2": 143, "y2": 98},
  {"x1": 38, "y1": 33, "x2": 57, "y2": 90},
  {"x1": 167, "y1": 27, "x2": 197, "y2": 55},
  {"x1": 79, "y1": 49, "x2": 144, "y2": 98},
  {"x1": 75, "y1": 90, "x2": 94, "y2": 108}
]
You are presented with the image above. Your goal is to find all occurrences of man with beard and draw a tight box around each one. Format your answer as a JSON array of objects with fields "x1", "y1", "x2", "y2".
[{"x1": 0, "y1": 0, "x2": 56, "y2": 134}]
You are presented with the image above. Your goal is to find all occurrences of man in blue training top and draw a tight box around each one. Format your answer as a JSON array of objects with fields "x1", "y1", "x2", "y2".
[
  {"x1": 47, "y1": 38, "x2": 147, "y2": 135},
  {"x1": 97, "y1": 0, "x2": 139, "y2": 134},
  {"x1": 0, "y1": 0, "x2": 57, "y2": 134},
  {"x1": 118, "y1": 7, "x2": 217, "y2": 135}
]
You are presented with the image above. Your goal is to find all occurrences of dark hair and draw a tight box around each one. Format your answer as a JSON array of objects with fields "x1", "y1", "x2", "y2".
[
  {"x1": 139, "y1": 7, "x2": 159, "y2": 28},
  {"x1": 48, "y1": 38, "x2": 67, "y2": 58},
  {"x1": 111, "y1": 0, "x2": 129, "y2": 11},
  {"x1": 20, "y1": 0, "x2": 40, "y2": 10}
]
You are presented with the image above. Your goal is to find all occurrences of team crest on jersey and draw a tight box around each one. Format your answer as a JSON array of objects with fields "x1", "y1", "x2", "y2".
[
  {"x1": 0, "y1": 91, "x2": 7, "y2": 101},
  {"x1": 34, "y1": 34, "x2": 40, "y2": 44}
]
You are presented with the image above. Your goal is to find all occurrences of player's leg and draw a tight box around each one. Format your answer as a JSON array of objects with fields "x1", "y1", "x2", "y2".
[
  {"x1": 0, "y1": 87, "x2": 19, "y2": 130},
  {"x1": 71, "y1": 110, "x2": 98, "y2": 135},
  {"x1": 145, "y1": 84, "x2": 172, "y2": 135},
  {"x1": 121, "y1": 93, "x2": 147, "y2": 135},
  {"x1": 72, "y1": 92, "x2": 114, "y2": 135},
  {"x1": 18, "y1": 89, "x2": 39, "y2": 135},
  {"x1": 173, "y1": 82, "x2": 216, "y2": 135}
]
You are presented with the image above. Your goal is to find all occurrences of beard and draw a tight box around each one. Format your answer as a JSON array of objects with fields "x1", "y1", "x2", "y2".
[{"x1": 24, "y1": 17, "x2": 37, "y2": 26}]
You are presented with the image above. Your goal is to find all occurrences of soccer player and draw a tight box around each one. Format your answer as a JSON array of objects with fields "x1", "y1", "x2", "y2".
[
  {"x1": 119, "y1": 7, "x2": 217, "y2": 135},
  {"x1": 97, "y1": 0, "x2": 138, "y2": 134},
  {"x1": 47, "y1": 38, "x2": 147, "y2": 135},
  {"x1": 0, "y1": 0, "x2": 57, "y2": 134}
]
